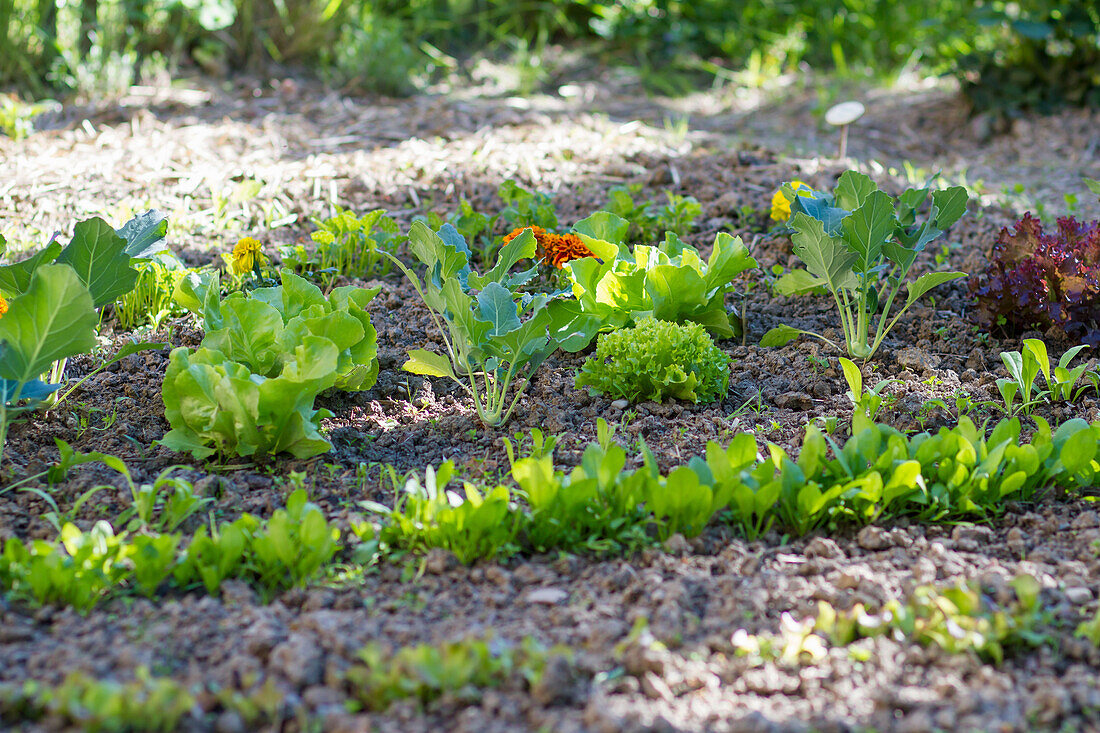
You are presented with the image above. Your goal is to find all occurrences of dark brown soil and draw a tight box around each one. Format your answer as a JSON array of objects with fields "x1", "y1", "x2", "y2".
[{"x1": 2, "y1": 73, "x2": 1100, "y2": 732}]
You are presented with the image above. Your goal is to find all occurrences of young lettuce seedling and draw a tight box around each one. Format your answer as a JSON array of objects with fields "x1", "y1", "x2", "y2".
[
  {"x1": 839, "y1": 356, "x2": 899, "y2": 426},
  {"x1": 762, "y1": 171, "x2": 968, "y2": 360}
]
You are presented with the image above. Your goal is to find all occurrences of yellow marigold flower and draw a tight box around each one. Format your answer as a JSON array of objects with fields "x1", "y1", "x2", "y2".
[
  {"x1": 230, "y1": 236, "x2": 264, "y2": 275},
  {"x1": 770, "y1": 180, "x2": 814, "y2": 222},
  {"x1": 503, "y1": 226, "x2": 595, "y2": 269},
  {"x1": 0, "y1": 293, "x2": 7, "y2": 319}
]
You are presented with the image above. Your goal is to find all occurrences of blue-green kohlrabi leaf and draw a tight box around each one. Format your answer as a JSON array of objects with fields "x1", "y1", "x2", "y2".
[
  {"x1": 789, "y1": 213, "x2": 858, "y2": 292},
  {"x1": 1, "y1": 374, "x2": 61, "y2": 405},
  {"x1": 931, "y1": 186, "x2": 968, "y2": 230},
  {"x1": 116, "y1": 210, "x2": 169, "y2": 259},
  {"x1": 789, "y1": 192, "x2": 849, "y2": 237},
  {"x1": 891, "y1": 186, "x2": 969, "y2": 260},
  {"x1": 476, "y1": 282, "x2": 522, "y2": 337},
  {"x1": 759, "y1": 324, "x2": 809, "y2": 347},
  {"x1": 442, "y1": 278, "x2": 492, "y2": 351},
  {"x1": 895, "y1": 187, "x2": 930, "y2": 225},
  {"x1": 408, "y1": 221, "x2": 471, "y2": 289},
  {"x1": 0, "y1": 241, "x2": 62, "y2": 297},
  {"x1": 773, "y1": 269, "x2": 826, "y2": 296},
  {"x1": 55, "y1": 217, "x2": 138, "y2": 307},
  {"x1": 832, "y1": 170, "x2": 877, "y2": 211},
  {"x1": 904, "y1": 272, "x2": 967, "y2": 308},
  {"x1": 0, "y1": 264, "x2": 98, "y2": 385},
  {"x1": 488, "y1": 304, "x2": 555, "y2": 365},
  {"x1": 467, "y1": 228, "x2": 536, "y2": 290},
  {"x1": 841, "y1": 190, "x2": 895, "y2": 272},
  {"x1": 404, "y1": 349, "x2": 457, "y2": 379}
]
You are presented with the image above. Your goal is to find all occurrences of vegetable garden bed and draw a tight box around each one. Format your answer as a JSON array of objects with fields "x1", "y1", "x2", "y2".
[{"x1": 1, "y1": 76, "x2": 1100, "y2": 732}]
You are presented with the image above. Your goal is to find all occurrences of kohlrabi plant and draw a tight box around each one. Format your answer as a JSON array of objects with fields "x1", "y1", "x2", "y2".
[
  {"x1": 388, "y1": 222, "x2": 574, "y2": 427},
  {"x1": 0, "y1": 212, "x2": 169, "y2": 468},
  {"x1": 761, "y1": 171, "x2": 969, "y2": 360},
  {"x1": 560, "y1": 211, "x2": 757, "y2": 350},
  {"x1": 0, "y1": 265, "x2": 97, "y2": 466},
  {"x1": 416, "y1": 200, "x2": 499, "y2": 265}
]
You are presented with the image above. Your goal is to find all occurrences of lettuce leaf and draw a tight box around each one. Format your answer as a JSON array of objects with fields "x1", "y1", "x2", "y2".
[
  {"x1": 160, "y1": 341, "x2": 337, "y2": 460},
  {"x1": 560, "y1": 215, "x2": 756, "y2": 351},
  {"x1": 180, "y1": 270, "x2": 380, "y2": 391}
]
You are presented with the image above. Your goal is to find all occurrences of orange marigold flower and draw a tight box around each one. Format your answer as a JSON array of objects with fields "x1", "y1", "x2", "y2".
[
  {"x1": 502, "y1": 226, "x2": 594, "y2": 269},
  {"x1": 0, "y1": 293, "x2": 7, "y2": 319},
  {"x1": 540, "y1": 233, "x2": 593, "y2": 269},
  {"x1": 503, "y1": 225, "x2": 548, "y2": 245}
]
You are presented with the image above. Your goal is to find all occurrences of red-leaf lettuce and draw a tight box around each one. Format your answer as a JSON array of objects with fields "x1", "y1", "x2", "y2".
[{"x1": 971, "y1": 213, "x2": 1100, "y2": 345}]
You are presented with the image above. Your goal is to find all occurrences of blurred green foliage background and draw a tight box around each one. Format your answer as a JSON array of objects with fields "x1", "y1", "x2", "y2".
[{"x1": 1, "y1": 0, "x2": 1098, "y2": 111}]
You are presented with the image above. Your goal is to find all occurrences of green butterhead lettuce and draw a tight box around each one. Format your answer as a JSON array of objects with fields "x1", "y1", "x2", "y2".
[
  {"x1": 160, "y1": 341, "x2": 337, "y2": 460},
  {"x1": 176, "y1": 269, "x2": 380, "y2": 391},
  {"x1": 559, "y1": 212, "x2": 757, "y2": 351}
]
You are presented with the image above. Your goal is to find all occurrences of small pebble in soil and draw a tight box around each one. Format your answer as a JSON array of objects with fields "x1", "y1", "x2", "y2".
[
  {"x1": 804, "y1": 537, "x2": 844, "y2": 560},
  {"x1": 857, "y1": 526, "x2": 892, "y2": 551},
  {"x1": 1065, "y1": 587, "x2": 1092, "y2": 604},
  {"x1": 525, "y1": 587, "x2": 569, "y2": 605}
]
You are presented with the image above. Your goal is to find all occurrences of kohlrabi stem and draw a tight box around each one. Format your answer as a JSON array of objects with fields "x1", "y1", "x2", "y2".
[
  {"x1": 468, "y1": 368, "x2": 490, "y2": 424},
  {"x1": 833, "y1": 288, "x2": 855, "y2": 351},
  {"x1": 855, "y1": 284, "x2": 870, "y2": 356},
  {"x1": 0, "y1": 381, "x2": 24, "y2": 475}
]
